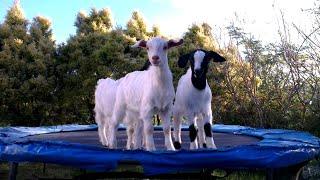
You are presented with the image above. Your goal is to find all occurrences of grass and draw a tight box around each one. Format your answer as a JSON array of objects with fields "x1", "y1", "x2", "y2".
[{"x1": 1, "y1": 160, "x2": 319, "y2": 180}]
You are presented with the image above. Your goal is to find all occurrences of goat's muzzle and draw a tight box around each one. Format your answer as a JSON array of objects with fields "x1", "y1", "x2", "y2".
[{"x1": 151, "y1": 56, "x2": 160, "y2": 65}]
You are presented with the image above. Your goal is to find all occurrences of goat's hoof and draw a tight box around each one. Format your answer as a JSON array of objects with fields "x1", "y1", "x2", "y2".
[
  {"x1": 173, "y1": 141, "x2": 181, "y2": 150},
  {"x1": 203, "y1": 143, "x2": 207, "y2": 148}
]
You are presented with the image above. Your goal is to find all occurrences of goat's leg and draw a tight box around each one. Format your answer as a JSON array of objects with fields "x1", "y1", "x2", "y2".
[
  {"x1": 196, "y1": 116, "x2": 206, "y2": 148},
  {"x1": 133, "y1": 119, "x2": 143, "y2": 149},
  {"x1": 186, "y1": 113, "x2": 198, "y2": 150},
  {"x1": 96, "y1": 113, "x2": 109, "y2": 146},
  {"x1": 108, "y1": 119, "x2": 119, "y2": 149},
  {"x1": 143, "y1": 119, "x2": 155, "y2": 151},
  {"x1": 126, "y1": 122, "x2": 134, "y2": 150},
  {"x1": 102, "y1": 117, "x2": 109, "y2": 147},
  {"x1": 173, "y1": 111, "x2": 182, "y2": 150},
  {"x1": 98, "y1": 124, "x2": 104, "y2": 145},
  {"x1": 159, "y1": 108, "x2": 175, "y2": 151},
  {"x1": 95, "y1": 112, "x2": 105, "y2": 145},
  {"x1": 141, "y1": 108, "x2": 155, "y2": 151},
  {"x1": 109, "y1": 103, "x2": 125, "y2": 149},
  {"x1": 202, "y1": 111, "x2": 216, "y2": 149}
]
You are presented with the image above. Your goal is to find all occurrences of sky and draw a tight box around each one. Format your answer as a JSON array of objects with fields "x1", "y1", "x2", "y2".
[{"x1": 0, "y1": 0, "x2": 317, "y2": 44}]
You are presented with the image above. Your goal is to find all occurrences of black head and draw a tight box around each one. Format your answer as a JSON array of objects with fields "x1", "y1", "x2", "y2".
[{"x1": 178, "y1": 49, "x2": 226, "y2": 78}]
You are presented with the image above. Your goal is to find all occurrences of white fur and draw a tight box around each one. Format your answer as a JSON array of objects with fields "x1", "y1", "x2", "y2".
[
  {"x1": 194, "y1": 51, "x2": 205, "y2": 71},
  {"x1": 94, "y1": 78, "x2": 118, "y2": 146},
  {"x1": 173, "y1": 52, "x2": 217, "y2": 150},
  {"x1": 94, "y1": 78, "x2": 143, "y2": 149},
  {"x1": 98, "y1": 37, "x2": 182, "y2": 151}
]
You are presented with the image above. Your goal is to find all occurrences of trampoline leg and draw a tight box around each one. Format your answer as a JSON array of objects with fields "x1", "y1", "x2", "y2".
[
  {"x1": 9, "y1": 162, "x2": 18, "y2": 180},
  {"x1": 43, "y1": 163, "x2": 46, "y2": 174},
  {"x1": 266, "y1": 162, "x2": 306, "y2": 180}
]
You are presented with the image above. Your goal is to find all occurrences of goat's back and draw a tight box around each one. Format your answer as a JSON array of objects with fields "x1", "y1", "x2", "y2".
[
  {"x1": 116, "y1": 68, "x2": 174, "y2": 113},
  {"x1": 94, "y1": 78, "x2": 121, "y2": 117}
]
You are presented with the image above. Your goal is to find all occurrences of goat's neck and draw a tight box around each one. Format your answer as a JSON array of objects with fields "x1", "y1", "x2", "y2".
[
  {"x1": 191, "y1": 71, "x2": 207, "y2": 90},
  {"x1": 149, "y1": 62, "x2": 172, "y2": 85}
]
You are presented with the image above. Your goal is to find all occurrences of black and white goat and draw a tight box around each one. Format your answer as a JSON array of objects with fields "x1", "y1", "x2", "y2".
[{"x1": 173, "y1": 49, "x2": 226, "y2": 150}]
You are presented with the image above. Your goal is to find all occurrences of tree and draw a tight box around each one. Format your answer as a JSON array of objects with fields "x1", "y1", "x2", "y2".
[
  {"x1": 181, "y1": 23, "x2": 218, "y2": 52},
  {"x1": 126, "y1": 11, "x2": 148, "y2": 40},
  {"x1": 56, "y1": 10, "x2": 141, "y2": 123},
  {"x1": 75, "y1": 8, "x2": 113, "y2": 35},
  {"x1": 149, "y1": 25, "x2": 161, "y2": 37},
  {"x1": 0, "y1": 1, "x2": 55, "y2": 125}
]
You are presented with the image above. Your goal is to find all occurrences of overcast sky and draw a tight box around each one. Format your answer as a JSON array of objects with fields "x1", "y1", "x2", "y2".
[{"x1": 0, "y1": 0, "x2": 316, "y2": 44}]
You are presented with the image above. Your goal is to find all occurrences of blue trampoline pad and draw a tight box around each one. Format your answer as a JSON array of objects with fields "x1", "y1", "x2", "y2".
[{"x1": 0, "y1": 124, "x2": 319, "y2": 175}]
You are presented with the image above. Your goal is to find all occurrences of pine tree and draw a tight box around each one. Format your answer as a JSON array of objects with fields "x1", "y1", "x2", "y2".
[
  {"x1": 75, "y1": 8, "x2": 113, "y2": 35},
  {"x1": 126, "y1": 11, "x2": 148, "y2": 40},
  {"x1": 182, "y1": 23, "x2": 218, "y2": 52},
  {"x1": 56, "y1": 8, "x2": 139, "y2": 123},
  {"x1": 0, "y1": 1, "x2": 56, "y2": 125},
  {"x1": 150, "y1": 25, "x2": 161, "y2": 37}
]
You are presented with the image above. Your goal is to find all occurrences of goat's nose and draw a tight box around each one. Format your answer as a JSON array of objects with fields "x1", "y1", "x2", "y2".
[{"x1": 152, "y1": 56, "x2": 159, "y2": 61}]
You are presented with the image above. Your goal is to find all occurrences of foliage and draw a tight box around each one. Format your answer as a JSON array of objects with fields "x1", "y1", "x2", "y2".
[
  {"x1": 0, "y1": 1, "x2": 319, "y2": 136},
  {"x1": 0, "y1": 2, "x2": 55, "y2": 125},
  {"x1": 126, "y1": 11, "x2": 148, "y2": 40}
]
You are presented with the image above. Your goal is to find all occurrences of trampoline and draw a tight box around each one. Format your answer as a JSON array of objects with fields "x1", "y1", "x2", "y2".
[{"x1": 0, "y1": 124, "x2": 319, "y2": 179}]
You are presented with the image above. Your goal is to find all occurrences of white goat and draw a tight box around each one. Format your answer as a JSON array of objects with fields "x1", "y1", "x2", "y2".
[
  {"x1": 172, "y1": 49, "x2": 226, "y2": 150},
  {"x1": 105, "y1": 37, "x2": 183, "y2": 151},
  {"x1": 95, "y1": 78, "x2": 141, "y2": 149}
]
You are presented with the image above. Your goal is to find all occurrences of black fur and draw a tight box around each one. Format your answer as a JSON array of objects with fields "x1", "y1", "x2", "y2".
[
  {"x1": 208, "y1": 51, "x2": 227, "y2": 62},
  {"x1": 189, "y1": 124, "x2": 198, "y2": 142},
  {"x1": 203, "y1": 143, "x2": 207, "y2": 148},
  {"x1": 191, "y1": 71, "x2": 207, "y2": 90},
  {"x1": 204, "y1": 122, "x2": 212, "y2": 137},
  {"x1": 173, "y1": 141, "x2": 182, "y2": 150},
  {"x1": 178, "y1": 49, "x2": 226, "y2": 90},
  {"x1": 178, "y1": 53, "x2": 192, "y2": 68}
]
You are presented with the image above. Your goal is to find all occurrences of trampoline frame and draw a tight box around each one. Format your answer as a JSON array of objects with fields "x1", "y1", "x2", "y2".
[{"x1": 0, "y1": 124, "x2": 319, "y2": 180}]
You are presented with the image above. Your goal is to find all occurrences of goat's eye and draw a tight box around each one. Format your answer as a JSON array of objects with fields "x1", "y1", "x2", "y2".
[
  {"x1": 146, "y1": 47, "x2": 149, "y2": 50},
  {"x1": 163, "y1": 46, "x2": 168, "y2": 50}
]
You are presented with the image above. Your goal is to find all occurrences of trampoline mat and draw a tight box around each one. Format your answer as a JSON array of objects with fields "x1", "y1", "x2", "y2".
[{"x1": 26, "y1": 130, "x2": 261, "y2": 150}]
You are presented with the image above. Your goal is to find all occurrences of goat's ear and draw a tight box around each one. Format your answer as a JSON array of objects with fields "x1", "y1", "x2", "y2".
[
  {"x1": 178, "y1": 53, "x2": 190, "y2": 68},
  {"x1": 208, "y1": 51, "x2": 226, "y2": 62},
  {"x1": 168, "y1": 39, "x2": 183, "y2": 49},
  {"x1": 131, "y1": 40, "x2": 147, "y2": 48}
]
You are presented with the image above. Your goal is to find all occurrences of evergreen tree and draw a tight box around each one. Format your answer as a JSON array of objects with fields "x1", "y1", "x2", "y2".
[
  {"x1": 75, "y1": 8, "x2": 113, "y2": 35},
  {"x1": 126, "y1": 11, "x2": 148, "y2": 40},
  {"x1": 149, "y1": 25, "x2": 161, "y2": 37},
  {"x1": 181, "y1": 23, "x2": 218, "y2": 52},
  {"x1": 56, "y1": 9, "x2": 140, "y2": 123},
  {"x1": 0, "y1": 1, "x2": 55, "y2": 125}
]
